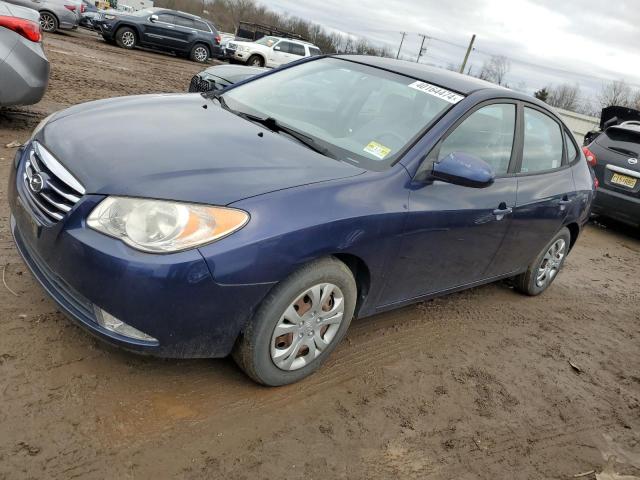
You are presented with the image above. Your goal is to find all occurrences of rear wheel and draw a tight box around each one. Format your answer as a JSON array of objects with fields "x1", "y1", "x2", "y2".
[
  {"x1": 189, "y1": 44, "x2": 209, "y2": 63},
  {"x1": 247, "y1": 54, "x2": 264, "y2": 67},
  {"x1": 233, "y1": 257, "x2": 356, "y2": 386},
  {"x1": 514, "y1": 227, "x2": 571, "y2": 296},
  {"x1": 115, "y1": 27, "x2": 137, "y2": 49},
  {"x1": 39, "y1": 12, "x2": 58, "y2": 33}
]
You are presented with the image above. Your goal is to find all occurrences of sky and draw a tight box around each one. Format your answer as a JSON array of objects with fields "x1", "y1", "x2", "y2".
[{"x1": 259, "y1": 0, "x2": 640, "y2": 108}]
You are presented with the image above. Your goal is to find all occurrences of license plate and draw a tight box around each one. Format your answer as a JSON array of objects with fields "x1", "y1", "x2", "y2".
[{"x1": 611, "y1": 172, "x2": 637, "y2": 189}]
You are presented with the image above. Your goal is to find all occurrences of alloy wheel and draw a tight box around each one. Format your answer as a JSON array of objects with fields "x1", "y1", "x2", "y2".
[
  {"x1": 270, "y1": 283, "x2": 345, "y2": 371},
  {"x1": 40, "y1": 14, "x2": 55, "y2": 32},
  {"x1": 535, "y1": 238, "x2": 566, "y2": 288},
  {"x1": 121, "y1": 31, "x2": 135, "y2": 48},
  {"x1": 194, "y1": 46, "x2": 208, "y2": 62}
]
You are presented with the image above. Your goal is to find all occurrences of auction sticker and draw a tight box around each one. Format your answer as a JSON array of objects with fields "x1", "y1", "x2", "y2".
[
  {"x1": 408, "y1": 81, "x2": 464, "y2": 104},
  {"x1": 363, "y1": 141, "x2": 391, "y2": 159}
]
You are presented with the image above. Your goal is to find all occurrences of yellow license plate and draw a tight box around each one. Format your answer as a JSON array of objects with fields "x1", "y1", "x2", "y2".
[{"x1": 611, "y1": 172, "x2": 637, "y2": 189}]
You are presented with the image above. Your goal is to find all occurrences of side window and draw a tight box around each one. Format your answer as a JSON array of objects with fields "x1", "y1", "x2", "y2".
[
  {"x1": 193, "y1": 20, "x2": 209, "y2": 31},
  {"x1": 308, "y1": 47, "x2": 322, "y2": 56},
  {"x1": 438, "y1": 103, "x2": 516, "y2": 175},
  {"x1": 275, "y1": 41, "x2": 291, "y2": 53},
  {"x1": 565, "y1": 130, "x2": 578, "y2": 162},
  {"x1": 156, "y1": 13, "x2": 175, "y2": 24},
  {"x1": 174, "y1": 16, "x2": 195, "y2": 28},
  {"x1": 521, "y1": 108, "x2": 564, "y2": 173},
  {"x1": 290, "y1": 43, "x2": 306, "y2": 56}
]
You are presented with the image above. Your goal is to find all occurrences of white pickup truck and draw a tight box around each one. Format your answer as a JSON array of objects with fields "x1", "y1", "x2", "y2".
[{"x1": 227, "y1": 35, "x2": 322, "y2": 68}]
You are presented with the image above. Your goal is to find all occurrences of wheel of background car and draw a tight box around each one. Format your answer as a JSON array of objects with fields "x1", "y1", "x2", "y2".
[
  {"x1": 39, "y1": 11, "x2": 58, "y2": 33},
  {"x1": 232, "y1": 257, "x2": 356, "y2": 386},
  {"x1": 189, "y1": 44, "x2": 209, "y2": 63},
  {"x1": 247, "y1": 54, "x2": 264, "y2": 67},
  {"x1": 514, "y1": 227, "x2": 571, "y2": 296},
  {"x1": 115, "y1": 27, "x2": 137, "y2": 49}
]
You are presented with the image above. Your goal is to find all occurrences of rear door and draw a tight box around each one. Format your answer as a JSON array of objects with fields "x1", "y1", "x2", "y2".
[
  {"x1": 172, "y1": 15, "x2": 202, "y2": 52},
  {"x1": 494, "y1": 104, "x2": 576, "y2": 274}
]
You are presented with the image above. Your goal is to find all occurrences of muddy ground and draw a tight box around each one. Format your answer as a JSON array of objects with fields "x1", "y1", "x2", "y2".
[{"x1": 1, "y1": 29, "x2": 639, "y2": 480}]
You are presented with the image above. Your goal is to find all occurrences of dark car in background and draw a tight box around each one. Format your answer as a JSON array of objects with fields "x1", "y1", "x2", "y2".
[
  {"x1": 188, "y1": 64, "x2": 266, "y2": 93},
  {"x1": 94, "y1": 7, "x2": 221, "y2": 63},
  {"x1": 8, "y1": 56, "x2": 594, "y2": 386},
  {"x1": 584, "y1": 106, "x2": 640, "y2": 227}
]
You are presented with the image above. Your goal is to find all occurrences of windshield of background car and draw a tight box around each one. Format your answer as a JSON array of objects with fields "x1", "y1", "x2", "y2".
[
  {"x1": 222, "y1": 57, "x2": 462, "y2": 170},
  {"x1": 255, "y1": 36, "x2": 278, "y2": 46}
]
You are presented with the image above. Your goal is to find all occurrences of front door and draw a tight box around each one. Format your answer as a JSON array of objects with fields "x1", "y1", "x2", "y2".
[
  {"x1": 142, "y1": 12, "x2": 179, "y2": 48},
  {"x1": 379, "y1": 102, "x2": 519, "y2": 306},
  {"x1": 269, "y1": 40, "x2": 294, "y2": 67}
]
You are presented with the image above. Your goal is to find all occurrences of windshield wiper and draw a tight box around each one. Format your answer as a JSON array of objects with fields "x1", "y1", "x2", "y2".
[
  {"x1": 201, "y1": 90, "x2": 232, "y2": 112},
  {"x1": 239, "y1": 114, "x2": 336, "y2": 159}
]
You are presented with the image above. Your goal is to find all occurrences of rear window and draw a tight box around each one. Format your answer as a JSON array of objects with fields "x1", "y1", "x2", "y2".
[
  {"x1": 194, "y1": 20, "x2": 210, "y2": 31},
  {"x1": 290, "y1": 43, "x2": 305, "y2": 56},
  {"x1": 309, "y1": 47, "x2": 322, "y2": 56},
  {"x1": 521, "y1": 107, "x2": 564, "y2": 173},
  {"x1": 174, "y1": 16, "x2": 194, "y2": 28},
  {"x1": 597, "y1": 127, "x2": 640, "y2": 156}
]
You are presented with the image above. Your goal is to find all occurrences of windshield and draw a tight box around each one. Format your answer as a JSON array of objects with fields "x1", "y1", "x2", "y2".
[
  {"x1": 222, "y1": 57, "x2": 460, "y2": 170},
  {"x1": 255, "y1": 36, "x2": 278, "y2": 47}
]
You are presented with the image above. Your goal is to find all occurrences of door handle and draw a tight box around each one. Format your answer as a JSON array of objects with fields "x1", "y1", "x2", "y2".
[
  {"x1": 558, "y1": 196, "x2": 571, "y2": 211},
  {"x1": 493, "y1": 203, "x2": 513, "y2": 220}
]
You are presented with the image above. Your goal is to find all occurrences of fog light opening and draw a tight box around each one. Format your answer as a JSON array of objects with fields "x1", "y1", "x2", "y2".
[{"x1": 94, "y1": 307, "x2": 158, "y2": 343}]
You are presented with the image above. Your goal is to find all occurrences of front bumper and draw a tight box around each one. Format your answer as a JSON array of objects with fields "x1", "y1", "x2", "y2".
[
  {"x1": 0, "y1": 36, "x2": 49, "y2": 107},
  {"x1": 592, "y1": 187, "x2": 640, "y2": 227},
  {"x1": 8, "y1": 145, "x2": 271, "y2": 358}
]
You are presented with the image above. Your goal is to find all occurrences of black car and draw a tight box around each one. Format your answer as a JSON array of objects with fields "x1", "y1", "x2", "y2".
[
  {"x1": 188, "y1": 64, "x2": 266, "y2": 93},
  {"x1": 584, "y1": 106, "x2": 640, "y2": 227},
  {"x1": 94, "y1": 7, "x2": 221, "y2": 63}
]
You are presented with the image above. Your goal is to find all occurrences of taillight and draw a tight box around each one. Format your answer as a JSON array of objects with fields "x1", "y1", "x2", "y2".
[
  {"x1": 594, "y1": 177, "x2": 599, "y2": 189},
  {"x1": 215, "y1": 35, "x2": 221, "y2": 45},
  {"x1": 0, "y1": 15, "x2": 41, "y2": 42},
  {"x1": 64, "y1": 4, "x2": 76, "y2": 11},
  {"x1": 582, "y1": 146, "x2": 597, "y2": 167},
  {"x1": 80, "y1": 3, "x2": 86, "y2": 13}
]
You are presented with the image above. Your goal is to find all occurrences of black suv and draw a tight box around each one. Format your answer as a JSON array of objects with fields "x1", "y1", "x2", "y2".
[{"x1": 95, "y1": 8, "x2": 221, "y2": 63}]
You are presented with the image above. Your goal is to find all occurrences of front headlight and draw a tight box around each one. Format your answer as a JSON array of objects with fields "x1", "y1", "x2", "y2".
[
  {"x1": 87, "y1": 197, "x2": 249, "y2": 253},
  {"x1": 103, "y1": 13, "x2": 116, "y2": 19}
]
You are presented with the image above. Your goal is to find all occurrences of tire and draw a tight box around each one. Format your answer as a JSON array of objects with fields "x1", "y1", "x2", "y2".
[
  {"x1": 233, "y1": 257, "x2": 357, "y2": 386},
  {"x1": 39, "y1": 11, "x2": 58, "y2": 33},
  {"x1": 246, "y1": 54, "x2": 264, "y2": 67},
  {"x1": 115, "y1": 27, "x2": 137, "y2": 49},
  {"x1": 189, "y1": 44, "x2": 209, "y2": 63},
  {"x1": 514, "y1": 227, "x2": 571, "y2": 296}
]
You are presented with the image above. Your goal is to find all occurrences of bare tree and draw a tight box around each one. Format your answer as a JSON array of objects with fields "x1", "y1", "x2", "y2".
[
  {"x1": 546, "y1": 83, "x2": 581, "y2": 111},
  {"x1": 478, "y1": 55, "x2": 510, "y2": 86},
  {"x1": 597, "y1": 80, "x2": 633, "y2": 108}
]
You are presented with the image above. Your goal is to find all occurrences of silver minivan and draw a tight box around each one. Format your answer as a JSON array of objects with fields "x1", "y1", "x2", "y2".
[{"x1": 5, "y1": 0, "x2": 81, "y2": 32}]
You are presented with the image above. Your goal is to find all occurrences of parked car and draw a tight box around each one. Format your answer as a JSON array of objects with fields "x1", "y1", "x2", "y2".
[
  {"x1": 215, "y1": 31, "x2": 234, "y2": 59},
  {"x1": 583, "y1": 106, "x2": 640, "y2": 227},
  {"x1": 0, "y1": 0, "x2": 49, "y2": 106},
  {"x1": 93, "y1": 7, "x2": 221, "y2": 63},
  {"x1": 228, "y1": 35, "x2": 322, "y2": 67},
  {"x1": 4, "y1": 0, "x2": 81, "y2": 32},
  {"x1": 79, "y1": 0, "x2": 98, "y2": 29},
  {"x1": 188, "y1": 64, "x2": 266, "y2": 93},
  {"x1": 8, "y1": 56, "x2": 594, "y2": 386}
]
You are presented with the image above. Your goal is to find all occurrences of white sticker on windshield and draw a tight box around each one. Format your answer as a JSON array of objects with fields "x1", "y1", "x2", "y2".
[{"x1": 408, "y1": 81, "x2": 464, "y2": 104}]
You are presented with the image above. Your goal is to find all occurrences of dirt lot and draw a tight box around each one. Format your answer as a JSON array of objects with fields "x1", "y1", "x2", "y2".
[{"x1": 1, "y1": 29, "x2": 640, "y2": 480}]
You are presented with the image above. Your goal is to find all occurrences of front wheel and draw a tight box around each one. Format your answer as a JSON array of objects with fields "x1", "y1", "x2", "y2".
[
  {"x1": 115, "y1": 27, "x2": 137, "y2": 49},
  {"x1": 233, "y1": 257, "x2": 357, "y2": 386},
  {"x1": 514, "y1": 227, "x2": 571, "y2": 296}
]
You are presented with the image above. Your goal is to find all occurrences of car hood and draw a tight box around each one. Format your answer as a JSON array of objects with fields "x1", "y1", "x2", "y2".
[{"x1": 37, "y1": 94, "x2": 365, "y2": 205}]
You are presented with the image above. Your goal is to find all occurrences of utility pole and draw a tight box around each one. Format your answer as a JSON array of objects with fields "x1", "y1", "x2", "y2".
[
  {"x1": 396, "y1": 32, "x2": 406, "y2": 59},
  {"x1": 416, "y1": 34, "x2": 428, "y2": 63},
  {"x1": 459, "y1": 33, "x2": 476, "y2": 74}
]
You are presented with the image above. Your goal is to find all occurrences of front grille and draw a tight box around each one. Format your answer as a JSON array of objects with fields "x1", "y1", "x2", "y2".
[
  {"x1": 21, "y1": 141, "x2": 85, "y2": 223},
  {"x1": 189, "y1": 75, "x2": 214, "y2": 93}
]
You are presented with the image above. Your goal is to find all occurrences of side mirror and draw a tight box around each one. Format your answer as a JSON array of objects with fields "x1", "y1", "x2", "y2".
[
  {"x1": 430, "y1": 152, "x2": 495, "y2": 188},
  {"x1": 149, "y1": 14, "x2": 158, "y2": 22},
  {"x1": 274, "y1": 45, "x2": 281, "y2": 51}
]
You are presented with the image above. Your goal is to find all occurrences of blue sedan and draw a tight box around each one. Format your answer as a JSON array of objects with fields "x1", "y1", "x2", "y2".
[{"x1": 8, "y1": 55, "x2": 594, "y2": 385}]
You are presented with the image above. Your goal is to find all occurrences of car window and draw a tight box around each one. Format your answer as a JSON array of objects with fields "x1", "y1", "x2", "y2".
[
  {"x1": 174, "y1": 16, "x2": 195, "y2": 28},
  {"x1": 194, "y1": 20, "x2": 209, "y2": 31},
  {"x1": 156, "y1": 13, "x2": 175, "y2": 24},
  {"x1": 290, "y1": 43, "x2": 306, "y2": 56},
  {"x1": 276, "y1": 41, "x2": 292, "y2": 53},
  {"x1": 521, "y1": 108, "x2": 564, "y2": 173},
  {"x1": 565, "y1": 131, "x2": 578, "y2": 162},
  {"x1": 308, "y1": 47, "x2": 322, "y2": 56},
  {"x1": 438, "y1": 104, "x2": 516, "y2": 175}
]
